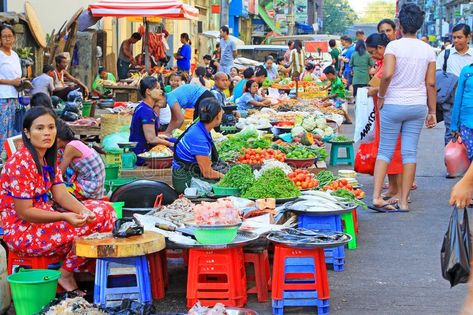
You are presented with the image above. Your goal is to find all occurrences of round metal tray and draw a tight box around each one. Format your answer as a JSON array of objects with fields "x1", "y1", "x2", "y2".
[
  {"x1": 267, "y1": 230, "x2": 352, "y2": 249},
  {"x1": 169, "y1": 230, "x2": 260, "y2": 249},
  {"x1": 285, "y1": 200, "x2": 357, "y2": 215}
]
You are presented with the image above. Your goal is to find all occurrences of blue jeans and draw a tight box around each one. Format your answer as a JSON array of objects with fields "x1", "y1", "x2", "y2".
[
  {"x1": 442, "y1": 102, "x2": 453, "y2": 145},
  {"x1": 117, "y1": 59, "x2": 130, "y2": 80},
  {"x1": 378, "y1": 104, "x2": 427, "y2": 164}
]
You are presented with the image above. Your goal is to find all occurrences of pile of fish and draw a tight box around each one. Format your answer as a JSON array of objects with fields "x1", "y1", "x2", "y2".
[
  {"x1": 268, "y1": 228, "x2": 351, "y2": 247},
  {"x1": 284, "y1": 191, "x2": 354, "y2": 213},
  {"x1": 153, "y1": 197, "x2": 195, "y2": 226},
  {"x1": 41, "y1": 297, "x2": 105, "y2": 315}
]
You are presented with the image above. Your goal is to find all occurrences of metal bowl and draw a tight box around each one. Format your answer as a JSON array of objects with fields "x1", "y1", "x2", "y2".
[{"x1": 117, "y1": 142, "x2": 138, "y2": 149}]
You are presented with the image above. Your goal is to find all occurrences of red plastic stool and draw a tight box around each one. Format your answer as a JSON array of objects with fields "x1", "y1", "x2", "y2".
[
  {"x1": 186, "y1": 247, "x2": 247, "y2": 308},
  {"x1": 147, "y1": 250, "x2": 167, "y2": 300},
  {"x1": 271, "y1": 245, "x2": 329, "y2": 301},
  {"x1": 7, "y1": 251, "x2": 64, "y2": 274},
  {"x1": 244, "y1": 249, "x2": 271, "y2": 302}
]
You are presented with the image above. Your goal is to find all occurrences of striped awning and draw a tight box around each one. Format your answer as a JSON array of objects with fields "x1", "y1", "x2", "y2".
[{"x1": 88, "y1": 0, "x2": 199, "y2": 20}]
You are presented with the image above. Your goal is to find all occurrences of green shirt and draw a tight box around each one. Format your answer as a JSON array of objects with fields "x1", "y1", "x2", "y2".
[
  {"x1": 330, "y1": 77, "x2": 345, "y2": 98},
  {"x1": 91, "y1": 73, "x2": 116, "y2": 94},
  {"x1": 349, "y1": 52, "x2": 374, "y2": 85},
  {"x1": 330, "y1": 48, "x2": 340, "y2": 72}
]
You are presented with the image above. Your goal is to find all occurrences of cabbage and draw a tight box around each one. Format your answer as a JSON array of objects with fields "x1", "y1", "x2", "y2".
[
  {"x1": 291, "y1": 126, "x2": 306, "y2": 138},
  {"x1": 324, "y1": 127, "x2": 334, "y2": 137},
  {"x1": 314, "y1": 128, "x2": 325, "y2": 137},
  {"x1": 301, "y1": 115, "x2": 316, "y2": 131},
  {"x1": 315, "y1": 117, "x2": 327, "y2": 129}
]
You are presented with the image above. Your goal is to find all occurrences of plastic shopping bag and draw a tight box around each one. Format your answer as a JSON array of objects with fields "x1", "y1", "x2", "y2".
[
  {"x1": 354, "y1": 87, "x2": 376, "y2": 144},
  {"x1": 445, "y1": 138, "x2": 470, "y2": 177},
  {"x1": 441, "y1": 207, "x2": 471, "y2": 287},
  {"x1": 354, "y1": 141, "x2": 378, "y2": 175}
]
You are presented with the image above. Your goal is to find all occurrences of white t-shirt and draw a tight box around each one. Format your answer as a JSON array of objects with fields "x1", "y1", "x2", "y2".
[
  {"x1": 384, "y1": 38, "x2": 436, "y2": 106},
  {"x1": 436, "y1": 47, "x2": 473, "y2": 77},
  {"x1": 0, "y1": 50, "x2": 21, "y2": 99},
  {"x1": 31, "y1": 74, "x2": 54, "y2": 96},
  {"x1": 159, "y1": 105, "x2": 171, "y2": 124}
]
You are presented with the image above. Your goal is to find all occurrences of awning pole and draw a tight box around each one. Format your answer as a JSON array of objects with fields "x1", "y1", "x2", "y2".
[{"x1": 144, "y1": 17, "x2": 150, "y2": 72}]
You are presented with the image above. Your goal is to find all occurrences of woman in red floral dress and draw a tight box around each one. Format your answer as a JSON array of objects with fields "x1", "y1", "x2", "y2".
[{"x1": 0, "y1": 107, "x2": 116, "y2": 294}]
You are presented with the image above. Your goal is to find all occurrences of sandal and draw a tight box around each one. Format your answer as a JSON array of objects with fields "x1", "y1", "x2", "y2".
[
  {"x1": 369, "y1": 203, "x2": 408, "y2": 213},
  {"x1": 411, "y1": 183, "x2": 417, "y2": 190}
]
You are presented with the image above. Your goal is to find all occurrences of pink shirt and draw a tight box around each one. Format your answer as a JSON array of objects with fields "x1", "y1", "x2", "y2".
[
  {"x1": 68, "y1": 140, "x2": 93, "y2": 161},
  {"x1": 384, "y1": 38, "x2": 436, "y2": 106}
]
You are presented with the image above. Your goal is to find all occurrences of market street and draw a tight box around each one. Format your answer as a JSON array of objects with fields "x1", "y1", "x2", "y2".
[{"x1": 155, "y1": 120, "x2": 467, "y2": 314}]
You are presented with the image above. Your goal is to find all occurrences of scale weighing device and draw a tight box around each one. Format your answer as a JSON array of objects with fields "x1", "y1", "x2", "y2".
[{"x1": 117, "y1": 142, "x2": 138, "y2": 169}]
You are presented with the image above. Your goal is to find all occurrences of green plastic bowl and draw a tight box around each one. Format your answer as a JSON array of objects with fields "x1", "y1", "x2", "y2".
[
  {"x1": 105, "y1": 164, "x2": 120, "y2": 180},
  {"x1": 193, "y1": 224, "x2": 241, "y2": 245},
  {"x1": 212, "y1": 184, "x2": 241, "y2": 197}
]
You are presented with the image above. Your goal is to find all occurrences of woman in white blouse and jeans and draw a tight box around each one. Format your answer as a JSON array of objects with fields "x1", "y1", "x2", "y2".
[
  {"x1": 372, "y1": 4, "x2": 437, "y2": 212},
  {"x1": 0, "y1": 24, "x2": 22, "y2": 154}
]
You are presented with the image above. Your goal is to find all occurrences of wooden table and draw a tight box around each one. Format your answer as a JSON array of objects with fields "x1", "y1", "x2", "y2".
[
  {"x1": 74, "y1": 231, "x2": 165, "y2": 258},
  {"x1": 68, "y1": 124, "x2": 101, "y2": 137},
  {"x1": 104, "y1": 85, "x2": 141, "y2": 103},
  {"x1": 120, "y1": 167, "x2": 173, "y2": 186}
]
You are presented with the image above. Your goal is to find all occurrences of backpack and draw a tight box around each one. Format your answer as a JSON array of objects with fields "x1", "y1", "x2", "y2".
[{"x1": 436, "y1": 49, "x2": 459, "y2": 123}]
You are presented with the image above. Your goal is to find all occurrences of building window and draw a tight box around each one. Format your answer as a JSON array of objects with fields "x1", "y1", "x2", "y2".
[{"x1": 198, "y1": 21, "x2": 203, "y2": 33}]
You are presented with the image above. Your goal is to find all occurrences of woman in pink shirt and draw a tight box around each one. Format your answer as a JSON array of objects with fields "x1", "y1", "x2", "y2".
[{"x1": 372, "y1": 4, "x2": 437, "y2": 212}]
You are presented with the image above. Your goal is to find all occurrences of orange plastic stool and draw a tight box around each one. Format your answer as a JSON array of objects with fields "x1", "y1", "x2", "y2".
[
  {"x1": 7, "y1": 251, "x2": 64, "y2": 274},
  {"x1": 244, "y1": 249, "x2": 271, "y2": 302},
  {"x1": 147, "y1": 250, "x2": 167, "y2": 300},
  {"x1": 271, "y1": 245, "x2": 329, "y2": 301},
  {"x1": 186, "y1": 248, "x2": 247, "y2": 308}
]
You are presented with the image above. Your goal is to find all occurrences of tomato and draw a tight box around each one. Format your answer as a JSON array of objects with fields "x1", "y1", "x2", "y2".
[
  {"x1": 302, "y1": 183, "x2": 308, "y2": 189},
  {"x1": 346, "y1": 184, "x2": 353, "y2": 190},
  {"x1": 340, "y1": 179, "x2": 348, "y2": 186}
]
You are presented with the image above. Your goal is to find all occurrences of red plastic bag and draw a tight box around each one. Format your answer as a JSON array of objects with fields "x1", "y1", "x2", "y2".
[{"x1": 445, "y1": 138, "x2": 470, "y2": 177}]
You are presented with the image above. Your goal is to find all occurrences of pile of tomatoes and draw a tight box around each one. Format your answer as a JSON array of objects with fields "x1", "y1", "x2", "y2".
[
  {"x1": 288, "y1": 170, "x2": 319, "y2": 190},
  {"x1": 238, "y1": 148, "x2": 286, "y2": 165},
  {"x1": 322, "y1": 179, "x2": 366, "y2": 199}
]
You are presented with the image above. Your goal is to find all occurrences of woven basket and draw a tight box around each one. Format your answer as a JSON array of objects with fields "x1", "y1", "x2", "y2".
[{"x1": 99, "y1": 113, "x2": 132, "y2": 140}]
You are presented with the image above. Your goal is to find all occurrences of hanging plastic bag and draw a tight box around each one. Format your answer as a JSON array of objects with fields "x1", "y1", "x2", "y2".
[
  {"x1": 355, "y1": 96, "x2": 380, "y2": 175},
  {"x1": 445, "y1": 138, "x2": 470, "y2": 177},
  {"x1": 441, "y1": 207, "x2": 471, "y2": 287},
  {"x1": 354, "y1": 87, "x2": 376, "y2": 144}
]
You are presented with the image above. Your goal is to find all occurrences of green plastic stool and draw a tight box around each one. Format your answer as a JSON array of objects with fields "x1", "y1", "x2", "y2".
[
  {"x1": 341, "y1": 211, "x2": 357, "y2": 250},
  {"x1": 329, "y1": 142, "x2": 354, "y2": 166}
]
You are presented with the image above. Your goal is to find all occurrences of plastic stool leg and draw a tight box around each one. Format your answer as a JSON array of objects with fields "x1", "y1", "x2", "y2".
[
  {"x1": 341, "y1": 212, "x2": 357, "y2": 250},
  {"x1": 329, "y1": 144, "x2": 338, "y2": 166},
  {"x1": 93, "y1": 259, "x2": 103, "y2": 305},
  {"x1": 347, "y1": 144, "x2": 354, "y2": 165}
]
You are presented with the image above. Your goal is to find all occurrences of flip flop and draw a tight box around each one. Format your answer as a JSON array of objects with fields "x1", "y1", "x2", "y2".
[
  {"x1": 382, "y1": 195, "x2": 411, "y2": 203},
  {"x1": 411, "y1": 183, "x2": 418, "y2": 190},
  {"x1": 369, "y1": 203, "x2": 409, "y2": 213}
]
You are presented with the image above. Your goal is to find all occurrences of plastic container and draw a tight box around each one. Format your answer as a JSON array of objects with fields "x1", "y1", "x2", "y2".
[
  {"x1": 191, "y1": 223, "x2": 242, "y2": 245},
  {"x1": 111, "y1": 201, "x2": 125, "y2": 219},
  {"x1": 105, "y1": 164, "x2": 120, "y2": 180},
  {"x1": 212, "y1": 184, "x2": 241, "y2": 197},
  {"x1": 0, "y1": 244, "x2": 11, "y2": 314},
  {"x1": 145, "y1": 156, "x2": 173, "y2": 169},
  {"x1": 105, "y1": 177, "x2": 137, "y2": 193},
  {"x1": 285, "y1": 158, "x2": 316, "y2": 168},
  {"x1": 104, "y1": 153, "x2": 123, "y2": 166},
  {"x1": 82, "y1": 101, "x2": 92, "y2": 117},
  {"x1": 7, "y1": 269, "x2": 61, "y2": 315}
]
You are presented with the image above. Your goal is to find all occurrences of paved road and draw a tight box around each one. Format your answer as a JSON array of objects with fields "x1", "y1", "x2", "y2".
[{"x1": 155, "y1": 121, "x2": 468, "y2": 314}]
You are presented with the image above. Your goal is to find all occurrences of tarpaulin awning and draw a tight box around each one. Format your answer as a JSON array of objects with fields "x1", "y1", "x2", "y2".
[{"x1": 88, "y1": 0, "x2": 199, "y2": 20}]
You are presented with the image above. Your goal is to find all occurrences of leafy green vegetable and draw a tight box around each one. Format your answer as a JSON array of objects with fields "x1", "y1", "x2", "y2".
[
  {"x1": 331, "y1": 135, "x2": 352, "y2": 142},
  {"x1": 217, "y1": 164, "x2": 255, "y2": 194},
  {"x1": 330, "y1": 188, "x2": 367, "y2": 210},
  {"x1": 316, "y1": 170, "x2": 335, "y2": 188},
  {"x1": 242, "y1": 168, "x2": 300, "y2": 199},
  {"x1": 217, "y1": 130, "x2": 271, "y2": 161}
]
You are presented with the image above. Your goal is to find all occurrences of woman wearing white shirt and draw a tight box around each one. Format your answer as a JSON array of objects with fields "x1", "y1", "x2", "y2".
[
  {"x1": 289, "y1": 40, "x2": 306, "y2": 77},
  {"x1": 371, "y1": 4, "x2": 437, "y2": 212},
  {"x1": 263, "y1": 56, "x2": 279, "y2": 81},
  {"x1": 0, "y1": 25, "x2": 22, "y2": 153}
]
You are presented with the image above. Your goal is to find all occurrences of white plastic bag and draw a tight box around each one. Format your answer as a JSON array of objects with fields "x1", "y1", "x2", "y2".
[{"x1": 354, "y1": 87, "x2": 376, "y2": 144}]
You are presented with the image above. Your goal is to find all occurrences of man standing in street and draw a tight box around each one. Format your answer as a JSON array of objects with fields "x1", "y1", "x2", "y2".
[
  {"x1": 339, "y1": 36, "x2": 355, "y2": 90},
  {"x1": 436, "y1": 23, "x2": 473, "y2": 145},
  {"x1": 219, "y1": 26, "x2": 237, "y2": 74},
  {"x1": 117, "y1": 32, "x2": 142, "y2": 80}
]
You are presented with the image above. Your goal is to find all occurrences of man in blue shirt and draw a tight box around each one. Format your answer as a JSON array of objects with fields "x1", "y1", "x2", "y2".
[
  {"x1": 175, "y1": 33, "x2": 191, "y2": 72},
  {"x1": 219, "y1": 26, "x2": 237, "y2": 74},
  {"x1": 210, "y1": 72, "x2": 230, "y2": 106},
  {"x1": 163, "y1": 83, "x2": 214, "y2": 135},
  {"x1": 340, "y1": 35, "x2": 355, "y2": 87}
]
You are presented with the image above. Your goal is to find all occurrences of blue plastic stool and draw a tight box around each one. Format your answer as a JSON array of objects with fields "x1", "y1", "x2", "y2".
[
  {"x1": 94, "y1": 256, "x2": 152, "y2": 307},
  {"x1": 272, "y1": 291, "x2": 330, "y2": 315},
  {"x1": 329, "y1": 142, "x2": 354, "y2": 166},
  {"x1": 298, "y1": 214, "x2": 345, "y2": 272}
]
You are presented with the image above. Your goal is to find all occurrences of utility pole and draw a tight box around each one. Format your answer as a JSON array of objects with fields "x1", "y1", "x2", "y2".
[
  {"x1": 220, "y1": 0, "x2": 229, "y2": 28},
  {"x1": 288, "y1": 0, "x2": 295, "y2": 35}
]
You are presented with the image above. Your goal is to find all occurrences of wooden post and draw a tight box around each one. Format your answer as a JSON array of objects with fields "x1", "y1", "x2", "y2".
[{"x1": 144, "y1": 17, "x2": 150, "y2": 73}]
